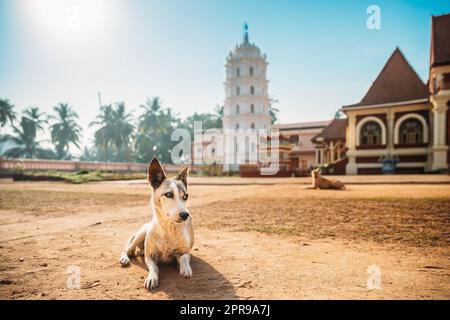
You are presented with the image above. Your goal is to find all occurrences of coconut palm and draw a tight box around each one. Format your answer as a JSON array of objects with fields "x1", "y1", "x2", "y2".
[
  {"x1": 50, "y1": 103, "x2": 82, "y2": 159},
  {"x1": 134, "y1": 97, "x2": 178, "y2": 163},
  {"x1": 1, "y1": 116, "x2": 55, "y2": 159},
  {"x1": 23, "y1": 107, "x2": 48, "y2": 138},
  {"x1": 90, "y1": 104, "x2": 115, "y2": 161},
  {"x1": 111, "y1": 102, "x2": 134, "y2": 161},
  {"x1": 214, "y1": 105, "x2": 224, "y2": 128},
  {"x1": 269, "y1": 98, "x2": 279, "y2": 124},
  {"x1": 0, "y1": 98, "x2": 16, "y2": 127}
]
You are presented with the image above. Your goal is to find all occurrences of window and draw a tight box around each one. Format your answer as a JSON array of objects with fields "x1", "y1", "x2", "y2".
[
  {"x1": 236, "y1": 105, "x2": 240, "y2": 114},
  {"x1": 237, "y1": 67, "x2": 240, "y2": 77},
  {"x1": 236, "y1": 86, "x2": 240, "y2": 95},
  {"x1": 250, "y1": 104, "x2": 254, "y2": 114},
  {"x1": 251, "y1": 123, "x2": 255, "y2": 129},
  {"x1": 250, "y1": 86, "x2": 254, "y2": 95},
  {"x1": 399, "y1": 119, "x2": 423, "y2": 144},
  {"x1": 249, "y1": 66, "x2": 254, "y2": 76},
  {"x1": 235, "y1": 123, "x2": 239, "y2": 130},
  {"x1": 360, "y1": 121, "x2": 382, "y2": 145},
  {"x1": 289, "y1": 135, "x2": 299, "y2": 145}
]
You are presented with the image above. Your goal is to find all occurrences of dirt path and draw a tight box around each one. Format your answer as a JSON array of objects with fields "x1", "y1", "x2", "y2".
[{"x1": 1, "y1": 180, "x2": 449, "y2": 299}]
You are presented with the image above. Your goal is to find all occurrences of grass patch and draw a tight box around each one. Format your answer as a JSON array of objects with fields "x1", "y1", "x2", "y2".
[
  {"x1": 194, "y1": 197, "x2": 450, "y2": 247},
  {"x1": 12, "y1": 170, "x2": 147, "y2": 183},
  {"x1": 0, "y1": 189, "x2": 148, "y2": 216}
]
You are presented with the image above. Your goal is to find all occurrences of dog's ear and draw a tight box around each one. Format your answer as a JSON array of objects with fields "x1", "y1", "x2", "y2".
[
  {"x1": 176, "y1": 166, "x2": 189, "y2": 189},
  {"x1": 148, "y1": 157, "x2": 166, "y2": 189}
]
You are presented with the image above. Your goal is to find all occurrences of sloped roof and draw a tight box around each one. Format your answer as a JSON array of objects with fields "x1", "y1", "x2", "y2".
[
  {"x1": 343, "y1": 48, "x2": 429, "y2": 108},
  {"x1": 272, "y1": 120, "x2": 330, "y2": 131},
  {"x1": 312, "y1": 118, "x2": 347, "y2": 143},
  {"x1": 430, "y1": 13, "x2": 450, "y2": 67}
]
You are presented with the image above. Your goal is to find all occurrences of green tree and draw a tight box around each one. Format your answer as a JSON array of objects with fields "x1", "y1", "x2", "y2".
[
  {"x1": 111, "y1": 102, "x2": 134, "y2": 162},
  {"x1": 178, "y1": 105, "x2": 223, "y2": 136},
  {"x1": 78, "y1": 146, "x2": 95, "y2": 161},
  {"x1": 90, "y1": 104, "x2": 115, "y2": 162},
  {"x1": 134, "y1": 97, "x2": 179, "y2": 163},
  {"x1": 269, "y1": 98, "x2": 279, "y2": 124},
  {"x1": 23, "y1": 107, "x2": 48, "y2": 139},
  {"x1": 90, "y1": 103, "x2": 135, "y2": 162},
  {"x1": 334, "y1": 109, "x2": 344, "y2": 119},
  {"x1": 1, "y1": 116, "x2": 55, "y2": 159},
  {"x1": 50, "y1": 103, "x2": 82, "y2": 159},
  {"x1": 0, "y1": 98, "x2": 16, "y2": 127}
]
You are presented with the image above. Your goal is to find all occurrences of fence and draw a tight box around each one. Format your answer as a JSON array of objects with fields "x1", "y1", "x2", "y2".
[{"x1": 0, "y1": 157, "x2": 200, "y2": 173}]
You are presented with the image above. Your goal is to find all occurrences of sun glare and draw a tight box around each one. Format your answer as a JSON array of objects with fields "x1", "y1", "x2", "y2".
[{"x1": 23, "y1": 0, "x2": 115, "y2": 45}]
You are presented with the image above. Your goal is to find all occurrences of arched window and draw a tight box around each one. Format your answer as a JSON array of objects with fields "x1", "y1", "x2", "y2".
[
  {"x1": 251, "y1": 123, "x2": 255, "y2": 129},
  {"x1": 236, "y1": 86, "x2": 240, "y2": 95},
  {"x1": 360, "y1": 121, "x2": 382, "y2": 145},
  {"x1": 399, "y1": 119, "x2": 423, "y2": 144},
  {"x1": 249, "y1": 66, "x2": 254, "y2": 76},
  {"x1": 236, "y1": 67, "x2": 240, "y2": 77},
  {"x1": 235, "y1": 123, "x2": 239, "y2": 130},
  {"x1": 236, "y1": 105, "x2": 240, "y2": 114},
  {"x1": 250, "y1": 104, "x2": 254, "y2": 114},
  {"x1": 250, "y1": 86, "x2": 255, "y2": 95}
]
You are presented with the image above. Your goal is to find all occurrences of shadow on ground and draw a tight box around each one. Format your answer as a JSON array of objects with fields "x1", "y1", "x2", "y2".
[{"x1": 130, "y1": 255, "x2": 238, "y2": 299}]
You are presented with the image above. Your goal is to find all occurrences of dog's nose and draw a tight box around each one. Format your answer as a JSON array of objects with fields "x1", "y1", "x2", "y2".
[{"x1": 179, "y1": 212, "x2": 189, "y2": 221}]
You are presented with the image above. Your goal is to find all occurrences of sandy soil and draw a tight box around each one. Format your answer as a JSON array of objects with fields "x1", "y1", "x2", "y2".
[{"x1": 0, "y1": 178, "x2": 449, "y2": 299}]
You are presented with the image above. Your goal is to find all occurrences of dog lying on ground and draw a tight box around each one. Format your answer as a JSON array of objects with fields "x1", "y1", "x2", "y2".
[
  {"x1": 119, "y1": 157, "x2": 194, "y2": 290},
  {"x1": 311, "y1": 168, "x2": 345, "y2": 190}
]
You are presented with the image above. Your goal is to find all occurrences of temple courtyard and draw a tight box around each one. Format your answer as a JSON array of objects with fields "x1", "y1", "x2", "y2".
[{"x1": 0, "y1": 175, "x2": 449, "y2": 299}]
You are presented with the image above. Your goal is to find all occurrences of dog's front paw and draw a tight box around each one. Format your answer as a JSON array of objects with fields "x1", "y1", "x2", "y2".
[
  {"x1": 144, "y1": 274, "x2": 158, "y2": 290},
  {"x1": 119, "y1": 254, "x2": 131, "y2": 266},
  {"x1": 180, "y1": 264, "x2": 192, "y2": 279}
]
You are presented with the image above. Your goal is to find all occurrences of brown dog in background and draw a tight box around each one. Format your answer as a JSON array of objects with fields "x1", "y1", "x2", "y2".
[{"x1": 311, "y1": 168, "x2": 345, "y2": 190}]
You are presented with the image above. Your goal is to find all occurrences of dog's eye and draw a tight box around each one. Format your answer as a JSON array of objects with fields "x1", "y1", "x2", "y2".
[
  {"x1": 182, "y1": 194, "x2": 189, "y2": 201},
  {"x1": 164, "y1": 192, "x2": 174, "y2": 198}
]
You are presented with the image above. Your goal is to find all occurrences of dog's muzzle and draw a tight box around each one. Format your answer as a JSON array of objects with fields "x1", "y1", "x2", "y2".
[{"x1": 179, "y1": 212, "x2": 189, "y2": 221}]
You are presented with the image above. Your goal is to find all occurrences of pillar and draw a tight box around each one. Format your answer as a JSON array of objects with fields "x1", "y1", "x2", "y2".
[
  {"x1": 430, "y1": 93, "x2": 449, "y2": 171},
  {"x1": 346, "y1": 114, "x2": 358, "y2": 175}
]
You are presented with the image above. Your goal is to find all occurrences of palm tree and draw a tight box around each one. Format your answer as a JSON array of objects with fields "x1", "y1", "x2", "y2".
[
  {"x1": 23, "y1": 107, "x2": 48, "y2": 138},
  {"x1": 0, "y1": 98, "x2": 16, "y2": 127},
  {"x1": 90, "y1": 104, "x2": 115, "y2": 161},
  {"x1": 79, "y1": 146, "x2": 95, "y2": 161},
  {"x1": 269, "y1": 97, "x2": 279, "y2": 124},
  {"x1": 1, "y1": 116, "x2": 55, "y2": 159},
  {"x1": 111, "y1": 102, "x2": 134, "y2": 162},
  {"x1": 214, "y1": 105, "x2": 224, "y2": 128},
  {"x1": 334, "y1": 109, "x2": 344, "y2": 119},
  {"x1": 137, "y1": 97, "x2": 167, "y2": 133},
  {"x1": 50, "y1": 103, "x2": 82, "y2": 159},
  {"x1": 134, "y1": 97, "x2": 178, "y2": 163}
]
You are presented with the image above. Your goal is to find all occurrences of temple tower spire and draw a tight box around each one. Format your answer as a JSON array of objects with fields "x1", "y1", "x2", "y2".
[{"x1": 243, "y1": 23, "x2": 249, "y2": 44}]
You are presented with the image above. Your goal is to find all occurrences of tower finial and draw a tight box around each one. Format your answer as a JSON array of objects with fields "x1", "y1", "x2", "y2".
[{"x1": 243, "y1": 22, "x2": 249, "y2": 44}]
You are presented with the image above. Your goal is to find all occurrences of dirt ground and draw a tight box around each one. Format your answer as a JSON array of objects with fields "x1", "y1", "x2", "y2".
[{"x1": 1, "y1": 177, "x2": 450, "y2": 299}]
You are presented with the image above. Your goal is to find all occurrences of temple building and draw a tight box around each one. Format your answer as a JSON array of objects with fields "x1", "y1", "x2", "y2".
[
  {"x1": 338, "y1": 13, "x2": 450, "y2": 174},
  {"x1": 222, "y1": 24, "x2": 272, "y2": 172},
  {"x1": 272, "y1": 121, "x2": 330, "y2": 175},
  {"x1": 218, "y1": 14, "x2": 450, "y2": 176}
]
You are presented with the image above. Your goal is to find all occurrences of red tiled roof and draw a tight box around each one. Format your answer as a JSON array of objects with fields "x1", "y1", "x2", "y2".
[
  {"x1": 312, "y1": 118, "x2": 347, "y2": 143},
  {"x1": 430, "y1": 13, "x2": 450, "y2": 67},
  {"x1": 343, "y1": 48, "x2": 429, "y2": 108}
]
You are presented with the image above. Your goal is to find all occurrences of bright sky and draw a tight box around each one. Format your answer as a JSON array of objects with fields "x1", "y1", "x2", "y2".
[{"x1": 1, "y1": 0, "x2": 449, "y2": 149}]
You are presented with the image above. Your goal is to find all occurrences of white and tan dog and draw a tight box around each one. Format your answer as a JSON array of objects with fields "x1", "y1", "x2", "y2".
[
  {"x1": 119, "y1": 157, "x2": 194, "y2": 290},
  {"x1": 311, "y1": 168, "x2": 345, "y2": 190}
]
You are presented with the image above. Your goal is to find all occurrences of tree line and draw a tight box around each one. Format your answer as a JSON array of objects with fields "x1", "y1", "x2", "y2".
[{"x1": 0, "y1": 97, "x2": 278, "y2": 163}]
